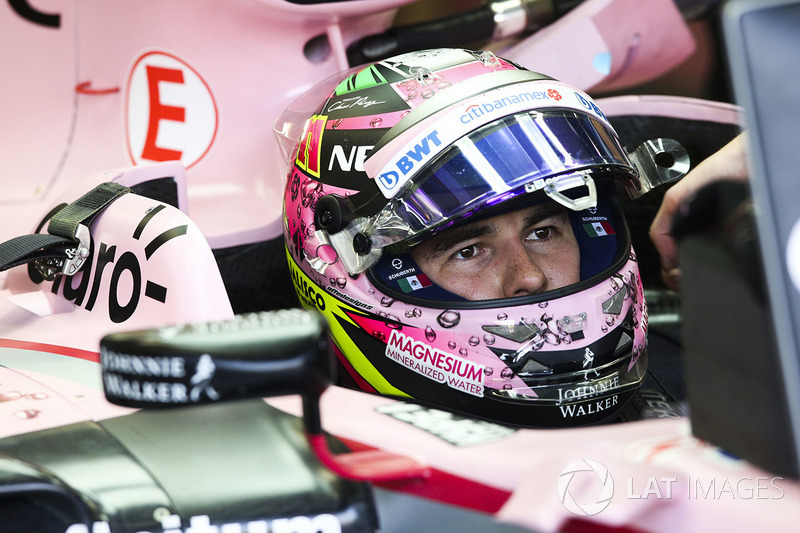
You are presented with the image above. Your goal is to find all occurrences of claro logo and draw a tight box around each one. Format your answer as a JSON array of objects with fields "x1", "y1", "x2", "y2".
[
  {"x1": 31, "y1": 205, "x2": 187, "y2": 323},
  {"x1": 8, "y1": 0, "x2": 60, "y2": 27},
  {"x1": 126, "y1": 51, "x2": 218, "y2": 168}
]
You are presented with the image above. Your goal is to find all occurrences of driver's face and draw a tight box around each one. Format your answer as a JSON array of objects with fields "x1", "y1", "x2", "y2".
[{"x1": 410, "y1": 202, "x2": 580, "y2": 301}]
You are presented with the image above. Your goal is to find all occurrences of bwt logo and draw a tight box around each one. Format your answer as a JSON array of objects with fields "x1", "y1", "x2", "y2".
[
  {"x1": 574, "y1": 91, "x2": 608, "y2": 122},
  {"x1": 126, "y1": 51, "x2": 218, "y2": 168},
  {"x1": 377, "y1": 130, "x2": 441, "y2": 191}
]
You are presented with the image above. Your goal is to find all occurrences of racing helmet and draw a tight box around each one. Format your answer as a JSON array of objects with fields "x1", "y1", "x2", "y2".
[{"x1": 280, "y1": 48, "x2": 649, "y2": 427}]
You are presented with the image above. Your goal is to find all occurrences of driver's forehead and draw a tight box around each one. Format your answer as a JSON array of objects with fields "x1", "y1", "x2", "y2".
[{"x1": 447, "y1": 201, "x2": 570, "y2": 237}]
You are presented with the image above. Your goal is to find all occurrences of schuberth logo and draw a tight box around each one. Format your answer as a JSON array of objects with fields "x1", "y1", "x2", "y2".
[{"x1": 126, "y1": 51, "x2": 218, "y2": 168}]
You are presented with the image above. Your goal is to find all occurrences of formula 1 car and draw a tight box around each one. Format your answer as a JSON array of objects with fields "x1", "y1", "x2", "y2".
[{"x1": 2, "y1": 1, "x2": 798, "y2": 532}]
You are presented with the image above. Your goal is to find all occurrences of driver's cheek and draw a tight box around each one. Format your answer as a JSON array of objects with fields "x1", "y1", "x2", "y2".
[
  {"x1": 418, "y1": 258, "x2": 499, "y2": 300},
  {"x1": 443, "y1": 266, "x2": 502, "y2": 300},
  {"x1": 541, "y1": 242, "x2": 581, "y2": 289}
]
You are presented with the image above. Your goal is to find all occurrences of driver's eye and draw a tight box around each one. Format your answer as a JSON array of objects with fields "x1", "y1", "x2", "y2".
[
  {"x1": 529, "y1": 227, "x2": 552, "y2": 240},
  {"x1": 455, "y1": 246, "x2": 477, "y2": 259}
]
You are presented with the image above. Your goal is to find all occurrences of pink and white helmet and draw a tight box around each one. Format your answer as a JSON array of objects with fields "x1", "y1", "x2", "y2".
[{"x1": 280, "y1": 49, "x2": 649, "y2": 427}]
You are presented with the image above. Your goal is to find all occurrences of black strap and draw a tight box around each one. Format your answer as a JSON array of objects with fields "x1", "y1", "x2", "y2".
[
  {"x1": 0, "y1": 234, "x2": 73, "y2": 270},
  {"x1": 0, "y1": 182, "x2": 131, "y2": 277},
  {"x1": 47, "y1": 182, "x2": 131, "y2": 238}
]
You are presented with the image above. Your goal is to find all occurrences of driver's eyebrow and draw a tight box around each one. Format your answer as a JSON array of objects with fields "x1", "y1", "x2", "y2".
[
  {"x1": 418, "y1": 203, "x2": 570, "y2": 260},
  {"x1": 522, "y1": 202, "x2": 569, "y2": 228},
  {"x1": 420, "y1": 223, "x2": 494, "y2": 260}
]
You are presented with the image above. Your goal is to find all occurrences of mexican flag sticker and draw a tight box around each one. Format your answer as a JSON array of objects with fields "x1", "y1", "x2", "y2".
[
  {"x1": 583, "y1": 221, "x2": 616, "y2": 237},
  {"x1": 397, "y1": 273, "x2": 433, "y2": 293}
]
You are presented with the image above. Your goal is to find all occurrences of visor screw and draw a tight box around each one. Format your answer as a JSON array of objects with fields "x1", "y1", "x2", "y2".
[
  {"x1": 353, "y1": 233, "x2": 371, "y2": 255},
  {"x1": 319, "y1": 210, "x2": 333, "y2": 227},
  {"x1": 315, "y1": 195, "x2": 343, "y2": 232}
]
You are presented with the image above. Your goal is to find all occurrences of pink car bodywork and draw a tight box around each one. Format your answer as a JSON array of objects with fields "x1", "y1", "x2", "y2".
[{"x1": 0, "y1": 0, "x2": 692, "y2": 247}]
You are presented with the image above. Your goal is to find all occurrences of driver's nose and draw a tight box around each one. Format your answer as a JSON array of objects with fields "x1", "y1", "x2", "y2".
[{"x1": 501, "y1": 242, "x2": 548, "y2": 298}]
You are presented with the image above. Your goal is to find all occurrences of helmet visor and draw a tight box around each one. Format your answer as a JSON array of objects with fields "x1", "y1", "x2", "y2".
[
  {"x1": 332, "y1": 109, "x2": 635, "y2": 274},
  {"x1": 396, "y1": 110, "x2": 631, "y2": 232}
]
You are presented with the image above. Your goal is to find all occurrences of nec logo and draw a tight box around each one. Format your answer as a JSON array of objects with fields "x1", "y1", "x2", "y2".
[
  {"x1": 329, "y1": 145, "x2": 373, "y2": 172},
  {"x1": 377, "y1": 130, "x2": 441, "y2": 191},
  {"x1": 126, "y1": 51, "x2": 218, "y2": 168}
]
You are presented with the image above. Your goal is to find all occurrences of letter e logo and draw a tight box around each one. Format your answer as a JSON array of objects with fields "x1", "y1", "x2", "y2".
[{"x1": 126, "y1": 51, "x2": 218, "y2": 169}]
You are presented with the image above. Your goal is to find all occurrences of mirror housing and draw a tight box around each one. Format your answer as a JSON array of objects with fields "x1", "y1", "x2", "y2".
[{"x1": 100, "y1": 308, "x2": 429, "y2": 482}]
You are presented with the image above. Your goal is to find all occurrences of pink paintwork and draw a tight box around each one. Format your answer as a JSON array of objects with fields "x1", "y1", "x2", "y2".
[
  {"x1": 0, "y1": 95, "x2": 795, "y2": 533},
  {"x1": 0, "y1": 162, "x2": 234, "y2": 353},
  {"x1": 0, "y1": 363, "x2": 134, "y2": 440},
  {"x1": 502, "y1": 0, "x2": 696, "y2": 93},
  {"x1": 597, "y1": 94, "x2": 745, "y2": 124},
  {"x1": 268, "y1": 387, "x2": 800, "y2": 533},
  {"x1": 0, "y1": 0, "x2": 695, "y2": 250},
  {"x1": 0, "y1": 0, "x2": 408, "y2": 248}
]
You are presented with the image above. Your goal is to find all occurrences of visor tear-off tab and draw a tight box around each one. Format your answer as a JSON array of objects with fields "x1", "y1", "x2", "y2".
[
  {"x1": 540, "y1": 172, "x2": 598, "y2": 212},
  {"x1": 0, "y1": 182, "x2": 132, "y2": 279}
]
